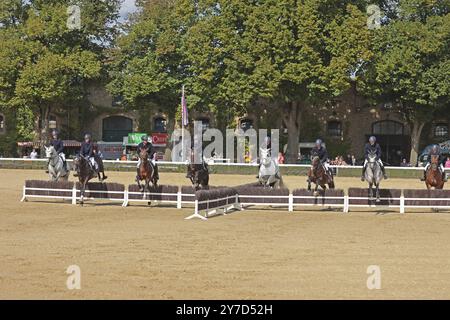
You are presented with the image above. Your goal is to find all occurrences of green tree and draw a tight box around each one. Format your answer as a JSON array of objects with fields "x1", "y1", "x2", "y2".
[
  {"x1": 0, "y1": 0, "x2": 120, "y2": 150},
  {"x1": 109, "y1": 0, "x2": 373, "y2": 162},
  {"x1": 363, "y1": 0, "x2": 450, "y2": 165}
]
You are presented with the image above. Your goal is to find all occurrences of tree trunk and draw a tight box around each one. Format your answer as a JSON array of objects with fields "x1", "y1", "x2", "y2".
[
  {"x1": 282, "y1": 101, "x2": 302, "y2": 164},
  {"x1": 39, "y1": 105, "x2": 51, "y2": 157},
  {"x1": 409, "y1": 121, "x2": 425, "y2": 167}
]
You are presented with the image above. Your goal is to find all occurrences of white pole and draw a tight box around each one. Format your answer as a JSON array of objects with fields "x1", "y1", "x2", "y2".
[{"x1": 181, "y1": 85, "x2": 185, "y2": 162}]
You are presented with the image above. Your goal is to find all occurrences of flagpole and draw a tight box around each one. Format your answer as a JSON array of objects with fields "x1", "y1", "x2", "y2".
[{"x1": 181, "y1": 85, "x2": 185, "y2": 162}]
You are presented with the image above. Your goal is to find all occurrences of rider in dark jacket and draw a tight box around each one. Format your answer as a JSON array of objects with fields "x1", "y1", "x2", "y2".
[
  {"x1": 361, "y1": 136, "x2": 387, "y2": 181},
  {"x1": 310, "y1": 139, "x2": 332, "y2": 175},
  {"x1": 137, "y1": 135, "x2": 159, "y2": 180},
  {"x1": 46, "y1": 129, "x2": 66, "y2": 172},
  {"x1": 421, "y1": 144, "x2": 447, "y2": 182}
]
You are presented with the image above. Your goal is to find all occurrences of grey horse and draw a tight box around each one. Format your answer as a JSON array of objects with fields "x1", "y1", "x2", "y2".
[
  {"x1": 45, "y1": 146, "x2": 69, "y2": 181},
  {"x1": 258, "y1": 148, "x2": 284, "y2": 188},
  {"x1": 364, "y1": 151, "x2": 384, "y2": 201}
]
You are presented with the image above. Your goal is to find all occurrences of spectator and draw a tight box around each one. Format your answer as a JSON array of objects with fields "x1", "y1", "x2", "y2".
[
  {"x1": 338, "y1": 156, "x2": 347, "y2": 166},
  {"x1": 400, "y1": 158, "x2": 410, "y2": 167},
  {"x1": 351, "y1": 155, "x2": 357, "y2": 166},
  {"x1": 278, "y1": 152, "x2": 285, "y2": 164},
  {"x1": 30, "y1": 149, "x2": 38, "y2": 159},
  {"x1": 445, "y1": 157, "x2": 450, "y2": 168},
  {"x1": 346, "y1": 154, "x2": 352, "y2": 165}
]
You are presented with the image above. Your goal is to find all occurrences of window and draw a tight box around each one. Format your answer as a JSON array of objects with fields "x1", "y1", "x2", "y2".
[
  {"x1": 197, "y1": 118, "x2": 210, "y2": 131},
  {"x1": 102, "y1": 116, "x2": 133, "y2": 142},
  {"x1": 372, "y1": 120, "x2": 404, "y2": 135},
  {"x1": 153, "y1": 117, "x2": 167, "y2": 132},
  {"x1": 240, "y1": 119, "x2": 253, "y2": 131},
  {"x1": 327, "y1": 121, "x2": 342, "y2": 137},
  {"x1": 0, "y1": 114, "x2": 4, "y2": 133},
  {"x1": 434, "y1": 123, "x2": 449, "y2": 138}
]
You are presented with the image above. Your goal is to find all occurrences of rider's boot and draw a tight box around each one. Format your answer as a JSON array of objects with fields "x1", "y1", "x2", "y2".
[
  {"x1": 45, "y1": 160, "x2": 50, "y2": 173},
  {"x1": 360, "y1": 166, "x2": 366, "y2": 181},
  {"x1": 443, "y1": 172, "x2": 447, "y2": 182},
  {"x1": 154, "y1": 166, "x2": 159, "y2": 180},
  {"x1": 420, "y1": 170, "x2": 426, "y2": 181},
  {"x1": 381, "y1": 165, "x2": 388, "y2": 180}
]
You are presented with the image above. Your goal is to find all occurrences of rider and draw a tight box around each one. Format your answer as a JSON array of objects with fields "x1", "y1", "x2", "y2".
[
  {"x1": 75, "y1": 133, "x2": 98, "y2": 176},
  {"x1": 361, "y1": 136, "x2": 388, "y2": 181},
  {"x1": 186, "y1": 135, "x2": 209, "y2": 179},
  {"x1": 46, "y1": 129, "x2": 66, "y2": 173},
  {"x1": 421, "y1": 144, "x2": 447, "y2": 182},
  {"x1": 256, "y1": 136, "x2": 272, "y2": 178},
  {"x1": 137, "y1": 135, "x2": 159, "y2": 180},
  {"x1": 310, "y1": 139, "x2": 332, "y2": 176}
]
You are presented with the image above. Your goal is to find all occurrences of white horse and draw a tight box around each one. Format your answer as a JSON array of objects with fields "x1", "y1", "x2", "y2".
[
  {"x1": 364, "y1": 151, "x2": 384, "y2": 201},
  {"x1": 258, "y1": 148, "x2": 284, "y2": 188},
  {"x1": 45, "y1": 146, "x2": 69, "y2": 181}
]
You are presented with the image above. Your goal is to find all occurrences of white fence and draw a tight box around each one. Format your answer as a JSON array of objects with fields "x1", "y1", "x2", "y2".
[{"x1": 0, "y1": 157, "x2": 429, "y2": 170}]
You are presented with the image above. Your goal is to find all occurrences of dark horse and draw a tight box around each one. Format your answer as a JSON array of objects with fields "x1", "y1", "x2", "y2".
[
  {"x1": 136, "y1": 149, "x2": 158, "y2": 192},
  {"x1": 425, "y1": 154, "x2": 445, "y2": 190},
  {"x1": 72, "y1": 155, "x2": 106, "y2": 205},
  {"x1": 307, "y1": 156, "x2": 335, "y2": 195},
  {"x1": 186, "y1": 154, "x2": 209, "y2": 190}
]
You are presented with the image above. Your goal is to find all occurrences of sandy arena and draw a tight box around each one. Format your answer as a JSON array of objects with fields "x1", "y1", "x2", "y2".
[{"x1": 1, "y1": 169, "x2": 450, "y2": 299}]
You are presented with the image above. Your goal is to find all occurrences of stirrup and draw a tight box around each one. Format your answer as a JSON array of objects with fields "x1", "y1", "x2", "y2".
[{"x1": 360, "y1": 175, "x2": 365, "y2": 181}]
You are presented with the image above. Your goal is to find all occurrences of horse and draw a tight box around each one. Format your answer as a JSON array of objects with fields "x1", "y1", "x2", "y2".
[
  {"x1": 364, "y1": 151, "x2": 384, "y2": 201},
  {"x1": 136, "y1": 149, "x2": 158, "y2": 192},
  {"x1": 258, "y1": 148, "x2": 283, "y2": 188},
  {"x1": 44, "y1": 145, "x2": 69, "y2": 181},
  {"x1": 307, "y1": 156, "x2": 334, "y2": 195},
  {"x1": 425, "y1": 154, "x2": 445, "y2": 190},
  {"x1": 72, "y1": 155, "x2": 100, "y2": 205},
  {"x1": 186, "y1": 154, "x2": 209, "y2": 190}
]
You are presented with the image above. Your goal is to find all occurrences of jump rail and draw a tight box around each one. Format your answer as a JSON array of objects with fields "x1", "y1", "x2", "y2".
[{"x1": 20, "y1": 181, "x2": 450, "y2": 216}]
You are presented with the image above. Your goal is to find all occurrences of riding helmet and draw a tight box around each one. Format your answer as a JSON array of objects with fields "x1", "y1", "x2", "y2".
[
  {"x1": 141, "y1": 135, "x2": 149, "y2": 141},
  {"x1": 369, "y1": 136, "x2": 376, "y2": 144},
  {"x1": 315, "y1": 139, "x2": 322, "y2": 146},
  {"x1": 84, "y1": 133, "x2": 92, "y2": 140}
]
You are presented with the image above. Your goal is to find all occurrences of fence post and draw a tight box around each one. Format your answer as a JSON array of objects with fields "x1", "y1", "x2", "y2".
[
  {"x1": 177, "y1": 191, "x2": 182, "y2": 209},
  {"x1": 122, "y1": 189, "x2": 129, "y2": 207},
  {"x1": 288, "y1": 193, "x2": 293, "y2": 212},
  {"x1": 343, "y1": 195, "x2": 349, "y2": 213},
  {"x1": 400, "y1": 194, "x2": 405, "y2": 214},
  {"x1": 71, "y1": 184, "x2": 77, "y2": 205},
  {"x1": 20, "y1": 185, "x2": 26, "y2": 202}
]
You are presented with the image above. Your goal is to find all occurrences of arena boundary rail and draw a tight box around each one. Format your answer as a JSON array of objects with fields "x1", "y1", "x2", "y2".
[{"x1": 20, "y1": 180, "x2": 450, "y2": 216}]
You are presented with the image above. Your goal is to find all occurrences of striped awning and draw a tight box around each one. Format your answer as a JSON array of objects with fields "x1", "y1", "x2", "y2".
[{"x1": 17, "y1": 140, "x2": 82, "y2": 148}]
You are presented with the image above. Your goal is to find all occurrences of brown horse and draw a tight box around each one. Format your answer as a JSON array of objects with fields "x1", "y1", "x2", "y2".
[
  {"x1": 186, "y1": 152, "x2": 209, "y2": 190},
  {"x1": 136, "y1": 149, "x2": 158, "y2": 192},
  {"x1": 307, "y1": 156, "x2": 335, "y2": 195},
  {"x1": 425, "y1": 155, "x2": 445, "y2": 190},
  {"x1": 72, "y1": 155, "x2": 96, "y2": 206}
]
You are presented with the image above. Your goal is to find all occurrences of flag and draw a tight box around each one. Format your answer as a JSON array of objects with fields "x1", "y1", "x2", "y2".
[{"x1": 181, "y1": 85, "x2": 188, "y2": 127}]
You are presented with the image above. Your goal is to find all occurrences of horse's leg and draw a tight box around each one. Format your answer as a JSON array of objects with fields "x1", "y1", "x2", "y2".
[
  {"x1": 80, "y1": 180, "x2": 86, "y2": 206},
  {"x1": 375, "y1": 183, "x2": 380, "y2": 202},
  {"x1": 368, "y1": 183, "x2": 373, "y2": 199}
]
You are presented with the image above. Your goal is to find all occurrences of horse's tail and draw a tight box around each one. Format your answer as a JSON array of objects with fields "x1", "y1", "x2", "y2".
[{"x1": 278, "y1": 177, "x2": 285, "y2": 189}]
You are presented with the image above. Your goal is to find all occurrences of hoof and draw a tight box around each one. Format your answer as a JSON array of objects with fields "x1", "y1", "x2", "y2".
[{"x1": 313, "y1": 191, "x2": 319, "y2": 197}]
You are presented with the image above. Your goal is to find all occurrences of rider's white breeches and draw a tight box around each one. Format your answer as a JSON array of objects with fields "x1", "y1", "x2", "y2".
[
  {"x1": 89, "y1": 157, "x2": 98, "y2": 170},
  {"x1": 424, "y1": 162, "x2": 444, "y2": 172},
  {"x1": 137, "y1": 158, "x2": 155, "y2": 168},
  {"x1": 59, "y1": 153, "x2": 66, "y2": 161},
  {"x1": 363, "y1": 159, "x2": 384, "y2": 167},
  {"x1": 323, "y1": 162, "x2": 330, "y2": 171}
]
